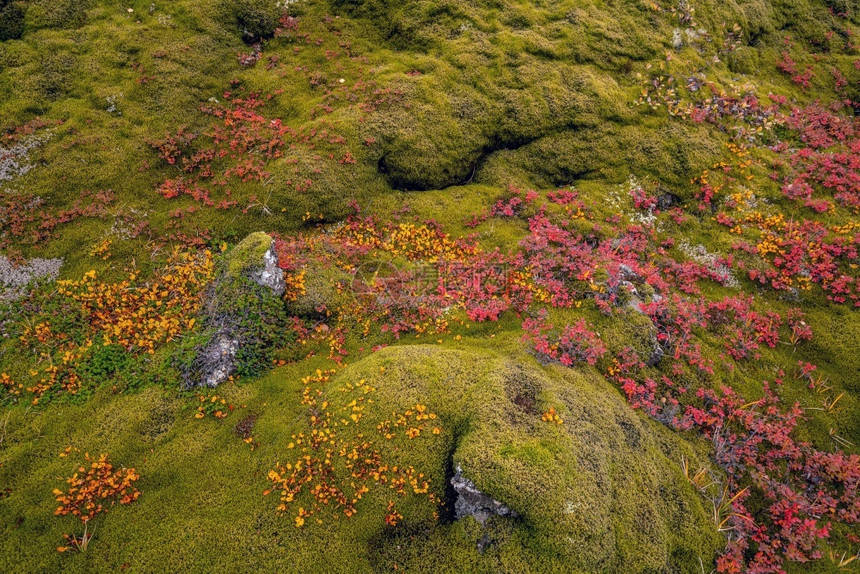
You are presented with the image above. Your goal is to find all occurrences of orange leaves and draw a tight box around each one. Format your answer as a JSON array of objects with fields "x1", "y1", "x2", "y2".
[
  {"x1": 57, "y1": 248, "x2": 213, "y2": 353},
  {"x1": 53, "y1": 452, "x2": 141, "y2": 525},
  {"x1": 384, "y1": 501, "x2": 402, "y2": 526},
  {"x1": 541, "y1": 406, "x2": 564, "y2": 425},
  {"x1": 283, "y1": 269, "x2": 307, "y2": 302},
  {"x1": 88, "y1": 239, "x2": 112, "y2": 260},
  {"x1": 376, "y1": 404, "x2": 438, "y2": 440},
  {"x1": 10, "y1": 249, "x2": 214, "y2": 404},
  {"x1": 335, "y1": 219, "x2": 477, "y2": 264},
  {"x1": 0, "y1": 372, "x2": 22, "y2": 395}
]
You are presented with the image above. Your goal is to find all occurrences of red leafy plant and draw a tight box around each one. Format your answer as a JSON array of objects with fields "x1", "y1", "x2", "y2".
[{"x1": 523, "y1": 310, "x2": 607, "y2": 366}]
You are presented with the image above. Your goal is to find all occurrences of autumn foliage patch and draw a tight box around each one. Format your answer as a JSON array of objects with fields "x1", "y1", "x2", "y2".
[{"x1": 54, "y1": 451, "x2": 141, "y2": 553}]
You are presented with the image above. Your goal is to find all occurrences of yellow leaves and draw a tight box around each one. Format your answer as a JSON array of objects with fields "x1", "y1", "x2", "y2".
[
  {"x1": 385, "y1": 501, "x2": 403, "y2": 526},
  {"x1": 194, "y1": 394, "x2": 236, "y2": 419},
  {"x1": 58, "y1": 446, "x2": 78, "y2": 458},
  {"x1": 541, "y1": 406, "x2": 564, "y2": 425},
  {"x1": 267, "y1": 370, "x2": 441, "y2": 528},
  {"x1": 0, "y1": 372, "x2": 22, "y2": 395},
  {"x1": 294, "y1": 515, "x2": 305, "y2": 528},
  {"x1": 56, "y1": 249, "x2": 214, "y2": 357},
  {"x1": 283, "y1": 269, "x2": 307, "y2": 302}
]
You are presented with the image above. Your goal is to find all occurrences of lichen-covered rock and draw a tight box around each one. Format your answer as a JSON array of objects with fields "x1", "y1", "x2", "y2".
[
  {"x1": 196, "y1": 334, "x2": 240, "y2": 389},
  {"x1": 180, "y1": 232, "x2": 290, "y2": 389},
  {"x1": 450, "y1": 465, "x2": 517, "y2": 524},
  {"x1": 249, "y1": 241, "x2": 285, "y2": 295},
  {"x1": 225, "y1": 231, "x2": 285, "y2": 295},
  {"x1": 0, "y1": 256, "x2": 63, "y2": 301}
]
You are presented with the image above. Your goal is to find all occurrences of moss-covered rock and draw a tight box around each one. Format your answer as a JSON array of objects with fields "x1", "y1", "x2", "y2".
[
  {"x1": 24, "y1": 0, "x2": 90, "y2": 32},
  {"x1": 330, "y1": 345, "x2": 723, "y2": 572},
  {"x1": 224, "y1": 232, "x2": 277, "y2": 281},
  {"x1": 179, "y1": 233, "x2": 290, "y2": 388},
  {"x1": 286, "y1": 264, "x2": 352, "y2": 318},
  {"x1": 218, "y1": 0, "x2": 281, "y2": 41}
]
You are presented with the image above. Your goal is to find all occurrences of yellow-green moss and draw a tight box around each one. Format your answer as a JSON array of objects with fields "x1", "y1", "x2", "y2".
[{"x1": 225, "y1": 232, "x2": 273, "y2": 277}]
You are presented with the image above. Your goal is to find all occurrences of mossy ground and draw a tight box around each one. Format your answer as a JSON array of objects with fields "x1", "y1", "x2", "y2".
[
  {"x1": 0, "y1": 341, "x2": 723, "y2": 573},
  {"x1": 1, "y1": 0, "x2": 860, "y2": 572}
]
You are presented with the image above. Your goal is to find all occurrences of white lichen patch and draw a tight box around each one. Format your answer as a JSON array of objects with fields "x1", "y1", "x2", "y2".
[{"x1": 0, "y1": 256, "x2": 63, "y2": 301}]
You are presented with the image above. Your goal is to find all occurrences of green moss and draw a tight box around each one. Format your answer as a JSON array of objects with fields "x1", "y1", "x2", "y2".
[
  {"x1": 334, "y1": 345, "x2": 723, "y2": 572},
  {"x1": 217, "y1": 0, "x2": 281, "y2": 41},
  {"x1": 225, "y1": 231, "x2": 273, "y2": 277},
  {"x1": 25, "y1": 0, "x2": 90, "y2": 32},
  {"x1": 1, "y1": 0, "x2": 859, "y2": 569},
  {"x1": 287, "y1": 264, "x2": 352, "y2": 319},
  {"x1": 0, "y1": 0, "x2": 24, "y2": 41}
]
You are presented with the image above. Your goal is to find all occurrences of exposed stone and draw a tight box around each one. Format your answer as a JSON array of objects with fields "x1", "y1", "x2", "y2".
[
  {"x1": 198, "y1": 334, "x2": 240, "y2": 388},
  {"x1": 672, "y1": 28, "x2": 683, "y2": 50},
  {"x1": 646, "y1": 343, "x2": 664, "y2": 367},
  {"x1": 656, "y1": 191, "x2": 681, "y2": 210},
  {"x1": 618, "y1": 264, "x2": 643, "y2": 283},
  {"x1": 225, "y1": 231, "x2": 285, "y2": 294},
  {"x1": 249, "y1": 242, "x2": 285, "y2": 296},
  {"x1": 450, "y1": 464, "x2": 517, "y2": 524}
]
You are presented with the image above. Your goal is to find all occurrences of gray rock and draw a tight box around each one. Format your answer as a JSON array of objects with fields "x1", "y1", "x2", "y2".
[
  {"x1": 656, "y1": 192, "x2": 681, "y2": 211},
  {"x1": 249, "y1": 243, "x2": 285, "y2": 296},
  {"x1": 618, "y1": 264, "x2": 642, "y2": 283},
  {"x1": 198, "y1": 334, "x2": 240, "y2": 388},
  {"x1": 0, "y1": 256, "x2": 63, "y2": 302},
  {"x1": 450, "y1": 465, "x2": 517, "y2": 524},
  {"x1": 672, "y1": 28, "x2": 683, "y2": 50}
]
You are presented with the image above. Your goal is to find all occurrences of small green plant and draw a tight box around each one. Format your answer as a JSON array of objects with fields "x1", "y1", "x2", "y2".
[{"x1": 78, "y1": 345, "x2": 130, "y2": 382}]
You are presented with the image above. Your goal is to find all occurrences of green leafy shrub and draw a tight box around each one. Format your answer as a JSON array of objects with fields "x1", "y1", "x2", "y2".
[
  {"x1": 214, "y1": 274, "x2": 293, "y2": 378},
  {"x1": 177, "y1": 239, "x2": 295, "y2": 387},
  {"x1": 78, "y1": 345, "x2": 131, "y2": 382}
]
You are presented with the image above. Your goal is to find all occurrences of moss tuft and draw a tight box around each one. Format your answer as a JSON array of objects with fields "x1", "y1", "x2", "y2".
[{"x1": 224, "y1": 232, "x2": 273, "y2": 278}]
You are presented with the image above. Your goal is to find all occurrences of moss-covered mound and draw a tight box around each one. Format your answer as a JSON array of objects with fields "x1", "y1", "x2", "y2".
[{"x1": 334, "y1": 345, "x2": 723, "y2": 572}]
